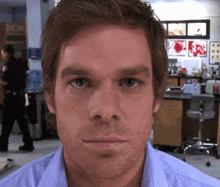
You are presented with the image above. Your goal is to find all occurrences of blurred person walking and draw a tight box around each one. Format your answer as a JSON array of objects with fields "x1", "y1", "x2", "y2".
[
  {"x1": 18, "y1": 49, "x2": 29, "y2": 71},
  {"x1": 0, "y1": 44, "x2": 34, "y2": 152}
]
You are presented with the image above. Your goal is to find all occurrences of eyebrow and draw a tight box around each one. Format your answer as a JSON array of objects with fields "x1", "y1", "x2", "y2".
[
  {"x1": 118, "y1": 66, "x2": 150, "y2": 77},
  {"x1": 61, "y1": 68, "x2": 91, "y2": 78},
  {"x1": 61, "y1": 65, "x2": 150, "y2": 78}
]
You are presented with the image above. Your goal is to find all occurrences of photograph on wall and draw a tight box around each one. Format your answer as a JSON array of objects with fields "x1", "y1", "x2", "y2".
[
  {"x1": 188, "y1": 40, "x2": 207, "y2": 57},
  {"x1": 168, "y1": 40, "x2": 186, "y2": 56},
  {"x1": 187, "y1": 22, "x2": 207, "y2": 36},
  {"x1": 168, "y1": 23, "x2": 186, "y2": 36},
  {"x1": 210, "y1": 41, "x2": 220, "y2": 64}
]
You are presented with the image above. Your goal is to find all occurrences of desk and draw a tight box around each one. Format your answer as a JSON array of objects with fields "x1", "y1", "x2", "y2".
[{"x1": 153, "y1": 94, "x2": 220, "y2": 156}]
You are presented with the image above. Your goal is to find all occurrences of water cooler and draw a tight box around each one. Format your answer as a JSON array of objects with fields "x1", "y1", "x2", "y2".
[{"x1": 26, "y1": 70, "x2": 46, "y2": 140}]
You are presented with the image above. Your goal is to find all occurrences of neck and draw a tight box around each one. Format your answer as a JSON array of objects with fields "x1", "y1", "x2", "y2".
[
  {"x1": 65, "y1": 152, "x2": 145, "y2": 187},
  {"x1": 67, "y1": 164, "x2": 144, "y2": 187}
]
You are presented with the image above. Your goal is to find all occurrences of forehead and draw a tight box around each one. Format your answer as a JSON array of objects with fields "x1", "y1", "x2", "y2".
[{"x1": 57, "y1": 24, "x2": 152, "y2": 76}]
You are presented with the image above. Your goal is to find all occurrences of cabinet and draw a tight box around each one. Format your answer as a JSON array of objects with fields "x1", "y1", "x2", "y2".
[
  {"x1": 166, "y1": 77, "x2": 178, "y2": 87},
  {"x1": 5, "y1": 23, "x2": 26, "y2": 36},
  {"x1": 180, "y1": 78, "x2": 186, "y2": 87},
  {"x1": 153, "y1": 100, "x2": 183, "y2": 147},
  {"x1": 0, "y1": 23, "x2": 26, "y2": 48},
  {"x1": 0, "y1": 22, "x2": 27, "y2": 105},
  {"x1": 167, "y1": 76, "x2": 203, "y2": 87}
]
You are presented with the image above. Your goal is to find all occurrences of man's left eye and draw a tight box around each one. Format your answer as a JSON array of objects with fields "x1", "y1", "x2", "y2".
[
  {"x1": 71, "y1": 78, "x2": 89, "y2": 88},
  {"x1": 121, "y1": 78, "x2": 140, "y2": 87}
]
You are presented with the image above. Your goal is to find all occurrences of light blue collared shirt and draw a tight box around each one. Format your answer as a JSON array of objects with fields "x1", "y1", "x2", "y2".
[{"x1": 0, "y1": 142, "x2": 219, "y2": 186}]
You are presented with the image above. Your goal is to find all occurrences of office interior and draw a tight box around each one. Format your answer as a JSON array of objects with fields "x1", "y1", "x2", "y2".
[{"x1": 0, "y1": 0, "x2": 220, "y2": 181}]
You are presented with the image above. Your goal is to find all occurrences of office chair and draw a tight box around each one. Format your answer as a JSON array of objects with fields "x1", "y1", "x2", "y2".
[{"x1": 182, "y1": 94, "x2": 218, "y2": 167}]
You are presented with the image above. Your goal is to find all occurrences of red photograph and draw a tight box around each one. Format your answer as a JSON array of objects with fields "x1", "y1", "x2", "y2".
[
  {"x1": 168, "y1": 23, "x2": 186, "y2": 36},
  {"x1": 187, "y1": 23, "x2": 207, "y2": 36},
  {"x1": 168, "y1": 40, "x2": 186, "y2": 56},
  {"x1": 188, "y1": 41, "x2": 207, "y2": 57}
]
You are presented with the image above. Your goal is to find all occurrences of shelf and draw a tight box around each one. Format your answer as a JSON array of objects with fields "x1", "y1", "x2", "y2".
[
  {"x1": 5, "y1": 40, "x2": 26, "y2": 45},
  {"x1": 6, "y1": 32, "x2": 26, "y2": 37}
]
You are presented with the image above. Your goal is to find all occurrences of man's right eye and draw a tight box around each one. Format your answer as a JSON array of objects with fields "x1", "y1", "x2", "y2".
[{"x1": 71, "y1": 78, "x2": 89, "y2": 88}]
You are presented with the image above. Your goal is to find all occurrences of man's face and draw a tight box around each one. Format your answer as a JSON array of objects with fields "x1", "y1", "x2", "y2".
[{"x1": 47, "y1": 24, "x2": 161, "y2": 179}]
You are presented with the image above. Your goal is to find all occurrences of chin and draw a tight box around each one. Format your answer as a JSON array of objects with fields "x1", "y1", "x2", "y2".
[{"x1": 83, "y1": 151, "x2": 141, "y2": 180}]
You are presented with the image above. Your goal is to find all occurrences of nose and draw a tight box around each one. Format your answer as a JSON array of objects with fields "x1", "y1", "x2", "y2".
[{"x1": 89, "y1": 85, "x2": 121, "y2": 122}]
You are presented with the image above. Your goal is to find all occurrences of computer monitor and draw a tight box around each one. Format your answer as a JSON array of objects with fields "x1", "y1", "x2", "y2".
[{"x1": 182, "y1": 59, "x2": 201, "y2": 75}]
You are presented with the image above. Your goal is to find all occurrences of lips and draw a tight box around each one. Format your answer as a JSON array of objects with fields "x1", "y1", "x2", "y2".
[
  {"x1": 83, "y1": 137, "x2": 127, "y2": 148},
  {"x1": 84, "y1": 137, "x2": 126, "y2": 143}
]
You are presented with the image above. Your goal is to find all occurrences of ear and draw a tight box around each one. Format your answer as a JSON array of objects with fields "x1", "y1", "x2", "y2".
[
  {"x1": 153, "y1": 98, "x2": 161, "y2": 113},
  {"x1": 46, "y1": 92, "x2": 56, "y2": 114}
]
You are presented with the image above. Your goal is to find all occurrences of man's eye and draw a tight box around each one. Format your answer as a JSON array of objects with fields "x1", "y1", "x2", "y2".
[
  {"x1": 121, "y1": 78, "x2": 140, "y2": 87},
  {"x1": 71, "y1": 78, "x2": 89, "y2": 88}
]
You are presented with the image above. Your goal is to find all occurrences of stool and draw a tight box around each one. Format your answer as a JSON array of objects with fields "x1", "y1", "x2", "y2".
[{"x1": 182, "y1": 94, "x2": 218, "y2": 167}]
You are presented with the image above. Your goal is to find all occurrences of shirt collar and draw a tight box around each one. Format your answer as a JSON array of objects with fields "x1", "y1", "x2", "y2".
[
  {"x1": 141, "y1": 142, "x2": 168, "y2": 187},
  {"x1": 38, "y1": 146, "x2": 68, "y2": 187}
]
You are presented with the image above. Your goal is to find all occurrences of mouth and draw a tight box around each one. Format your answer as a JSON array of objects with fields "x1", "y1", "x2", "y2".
[{"x1": 83, "y1": 137, "x2": 127, "y2": 148}]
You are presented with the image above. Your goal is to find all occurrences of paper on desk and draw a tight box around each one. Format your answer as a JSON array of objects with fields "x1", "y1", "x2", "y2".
[{"x1": 0, "y1": 157, "x2": 9, "y2": 170}]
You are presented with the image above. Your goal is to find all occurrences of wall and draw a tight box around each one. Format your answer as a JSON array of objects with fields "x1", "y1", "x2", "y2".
[
  {"x1": 0, "y1": 6, "x2": 26, "y2": 23},
  {"x1": 26, "y1": 0, "x2": 44, "y2": 70},
  {"x1": 26, "y1": 0, "x2": 54, "y2": 70},
  {"x1": 41, "y1": 0, "x2": 50, "y2": 33},
  {"x1": 144, "y1": 0, "x2": 220, "y2": 70},
  {"x1": 14, "y1": 6, "x2": 26, "y2": 23},
  {"x1": 0, "y1": 6, "x2": 12, "y2": 22}
]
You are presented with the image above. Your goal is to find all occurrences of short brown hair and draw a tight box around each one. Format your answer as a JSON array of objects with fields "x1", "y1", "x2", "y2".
[
  {"x1": 1, "y1": 44, "x2": 14, "y2": 57},
  {"x1": 41, "y1": 0, "x2": 168, "y2": 125}
]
